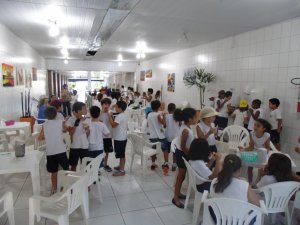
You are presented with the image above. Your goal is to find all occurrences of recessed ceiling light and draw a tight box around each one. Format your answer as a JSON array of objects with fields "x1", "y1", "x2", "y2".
[
  {"x1": 49, "y1": 22, "x2": 60, "y2": 37},
  {"x1": 60, "y1": 48, "x2": 69, "y2": 57},
  {"x1": 117, "y1": 54, "x2": 123, "y2": 61},
  {"x1": 118, "y1": 62, "x2": 123, "y2": 67},
  {"x1": 64, "y1": 59, "x2": 68, "y2": 64}
]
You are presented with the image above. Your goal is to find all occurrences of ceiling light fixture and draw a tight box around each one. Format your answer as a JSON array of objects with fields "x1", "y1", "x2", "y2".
[
  {"x1": 60, "y1": 48, "x2": 69, "y2": 57},
  {"x1": 64, "y1": 59, "x2": 68, "y2": 64},
  {"x1": 60, "y1": 36, "x2": 69, "y2": 47},
  {"x1": 118, "y1": 62, "x2": 123, "y2": 67},
  {"x1": 117, "y1": 53, "x2": 123, "y2": 66},
  {"x1": 136, "y1": 41, "x2": 147, "y2": 60},
  {"x1": 48, "y1": 21, "x2": 60, "y2": 37}
]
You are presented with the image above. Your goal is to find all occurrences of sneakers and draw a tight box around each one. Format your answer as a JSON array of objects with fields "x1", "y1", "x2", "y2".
[
  {"x1": 162, "y1": 163, "x2": 169, "y2": 175},
  {"x1": 112, "y1": 170, "x2": 125, "y2": 176},
  {"x1": 103, "y1": 165, "x2": 112, "y2": 172},
  {"x1": 172, "y1": 164, "x2": 177, "y2": 172}
]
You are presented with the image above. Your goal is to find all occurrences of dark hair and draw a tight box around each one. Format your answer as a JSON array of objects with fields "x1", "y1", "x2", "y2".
[
  {"x1": 151, "y1": 100, "x2": 161, "y2": 111},
  {"x1": 252, "y1": 99, "x2": 262, "y2": 107},
  {"x1": 256, "y1": 118, "x2": 272, "y2": 132},
  {"x1": 168, "y1": 103, "x2": 176, "y2": 113},
  {"x1": 97, "y1": 93, "x2": 103, "y2": 102},
  {"x1": 121, "y1": 85, "x2": 124, "y2": 88},
  {"x1": 267, "y1": 153, "x2": 293, "y2": 182},
  {"x1": 173, "y1": 107, "x2": 196, "y2": 123},
  {"x1": 44, "y1": 106, "x2": 57, "y2": 120},
  {"x1": 188, "y1": 139, "x2": 210, "y2": 162},
  {"x1": 218, "y1": 90, "x2": 225, "y2": 97},
  {"x1": 148, "y1": 88, "x2": 153, "y2": 94},
  {"x1": 90, "y1": 106, "x2": 100, "y2": 118},
  {"x1": 72, "y1": 89, "x2": 77, "y2": 95},
  {"x1": 155, "y1": 90, "x2": 161, "y2": 96},
  {"x1": 269, "y1": 98, "x2": 280, "y2": 107},
  {"x1": 214, "y1": 154, "x2": 242, "y2": 193},
  {"x1": 101, "y1": 98, "x2": 112, "y2": 105},
  {"x1": 111, "y1": 92, "x2": 117, "y2": 99},
  {"x1": 225, "y1": 91, "x2": 232, "y2": 97},
  {"x1": 72, "y1": 101, "x2": 86, "y2": 113},
  {"x1": 115, "y1": 92, "x2": 121, "y2": 99},
  {"x1": 116, "y1": 101, "x2": 127, "y2": 111}
]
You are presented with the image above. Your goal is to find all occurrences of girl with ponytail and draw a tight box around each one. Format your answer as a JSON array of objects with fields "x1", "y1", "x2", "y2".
[
  {"x1": 211, "y1": 154, "x2": 260, "y2": 206},
  {"x1": 172, "y1": 107, "x2": 197, "y2": 208}
]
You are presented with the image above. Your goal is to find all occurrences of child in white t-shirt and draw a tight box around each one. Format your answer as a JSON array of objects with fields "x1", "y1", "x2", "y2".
[
  {"x1": 99, "y1": 98, "x2": 114, "y2": 172},
  {"x1": 65, "y1": 102, "x2": 90, "y2": 171},
  {"x1": 88, "y1": 106, "x2": 110, "y2": 168},
  {"x1": 215, "y1": 91, "x2": 232, "y2": 130},
  {"x1": 267, "y1": 98, "x2": 283, "y2": 150},
  {"x1": 240, "y1": 119, "x2": 271, "y2": 184},
  {"x1": 109, "y1": 101, "x2": 128, "y2": 176},
  {"x1": 248, "y1": 99, "x2": 263, "y2": 131},
  {"x1": 165, "y1": 103, "x2": 180, "y2": 171},
  {"x1": 38, "y1": 106, "x2": 68, "y2": 194},
  {"x1": 232, "y1": 100, "x2": 248, "y2": 127}
]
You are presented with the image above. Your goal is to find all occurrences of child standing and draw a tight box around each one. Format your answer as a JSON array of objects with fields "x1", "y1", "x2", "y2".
[
  {"x1": 38, "y1": 106, "x2": 69, "y2": 194},
  {"x1": 172, "y1": 107, "x2": 197, "y2": 208},
  {"x1": 247, "y1": 99, "x2": 263, "y2": 131},
  {"x1": 215, "y1": 91, "x2": 232, "y2": 130},
  {"x1": 88, "y1": 106, "x2": 110, "y2": 165},
  {"x1": 165, "y1": 103, "x2": 180, "y2": 171},
  {"x1": 145, "y1": 88, "x2": 153, "y2": 114},
  {"x1": 196, "y1": 107, "x2": 219, "y2": 153},
  {"x1": 267, "y1": 98, "x2": 283, "y2": 150},
  {"x1": 65, "y1": 102, "x2": 90, "y2": 171},
  {"x1": 109, "y1": 101, "x2": 128, "y2": 176},
  {"x1": 50, "y1": 99, "x2": 65, "y2": 120},
  {"x1": 99, "y1": 98, "x2": 114, "y2": 172},
  {"x1": 232, "y1": 100, "x2": 248, "y2": 127},
  {"x1": 147, "y1": 100, "x2": 168, "y2": 170},
  {"x1": 240, "y1": 119, "x2": 271, "y2": 184}
]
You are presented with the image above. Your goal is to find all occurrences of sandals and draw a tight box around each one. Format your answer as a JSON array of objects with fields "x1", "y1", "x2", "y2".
[{"x1": 172, "y1": 198, "x2": 184, "y2": 209}]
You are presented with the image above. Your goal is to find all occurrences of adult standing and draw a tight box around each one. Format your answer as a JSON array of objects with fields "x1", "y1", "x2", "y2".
[{"x1": 61, "y1": 84, "x2": 72, "y2": 116}]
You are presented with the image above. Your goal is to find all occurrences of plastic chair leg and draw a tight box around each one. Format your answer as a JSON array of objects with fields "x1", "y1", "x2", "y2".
[
  {"x1": 271, "y1": 214, "x2": 276, "y2": 224},
  {"x1": 57, "y1": 215, "x2": 69, "y2": 225},
  {"x1": 81, "y1": 191, "x2": 89, "y2": 220},
  {"x1": 192, "y1": 193, "x2": 201, "y2": 225},
  {"x1": 184, "y1": 185, "x2": 192, "y2": 209},
  {"x1": 142, "y1": 155, "x2": 147, "y2": 177},
  {"x1": 96, "y1": 180, "x2": 103, "y2": 204},
  {"x1": 129, "y1": 154, "x2": 135, "y2": 173},
  {"x1": 285, "y1": 208, "x2": 291, "y2": 225}
]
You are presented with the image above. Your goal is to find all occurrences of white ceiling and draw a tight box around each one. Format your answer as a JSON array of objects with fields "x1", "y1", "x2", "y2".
[{"x1": 0, "y1": 0, "x2": 300, "y2": 62}]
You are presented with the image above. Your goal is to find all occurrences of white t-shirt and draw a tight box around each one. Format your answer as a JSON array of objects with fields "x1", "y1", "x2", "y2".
[
  {"x1": 110, "y1": 98, "x2": 117, "y2": 111},
  {"x1": 66, "y1": 116, "x2": 89, "y2": 149},
  {"x1": 268, "y1": 108, "x2": 282, "y2": 130},
  {"x1": 256, "y1": 175, "x2": 277, "y2": 188},
  {"x1": 218, "y1": 100, "x2": 231, "y2": 118},
  {"x1": 165, "y1": 114, "x2": 180, "y2": 142},
  {"x1": 56, "y1": 112, "x2": 65, "y2": 121},
  {"x1": 113, "y1": 113, "x2": 128, "y2": 141},
  {"x1": 99, "y1": 112, "x2": 112, "y2": 138},
  {"x1": 198, "y1": 121, "x2": 216, "y2": 146},
  {"x1": 251, "y1": 131, "x2": 270, "y2": 149},
  {"x1": 145, "y1": 94, "x2": 152, "y2": 108},
  {"x1": 232, "y1": 109, "x2": 247, "y2": 127},
  {"x1": 210, "y1": 177, "x2": 249, "y2": 202},
  {"x1": 43, "y1": 120, "x2": 66, "y2": 156},
  {"x1": 148, "y1": 112, "x2": 165, "y2": 139},
  {"x1": 177, "y1": 124, "x2": 194, "y2": 151},
  {"x1": 88, "y1": 121, "x2": 110, "y2": 151},
  {"x1": 190, "y1": 160, "x2": 212, "y2": 185},
  {"x1": 248, "y1": 108, "x2": 263, "y2": 131}
]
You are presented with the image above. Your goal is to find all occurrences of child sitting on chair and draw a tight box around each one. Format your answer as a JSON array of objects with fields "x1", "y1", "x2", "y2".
[{"x1": 38, "y1": 106, "x2": 69, "y2": 194}]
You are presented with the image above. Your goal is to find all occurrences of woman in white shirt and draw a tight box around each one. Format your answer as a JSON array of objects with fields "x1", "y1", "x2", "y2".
[
  {"x1": 210, "y1": 154, "x2": 260, "y2": 205},
  {"x1": 188, "y1": 139, "x2": 222, "y2": 192}
]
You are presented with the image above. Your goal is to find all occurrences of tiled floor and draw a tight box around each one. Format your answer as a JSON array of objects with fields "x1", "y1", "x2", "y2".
[{"x1": 0, "y1": 143, "x2": 299, "y2": 225}]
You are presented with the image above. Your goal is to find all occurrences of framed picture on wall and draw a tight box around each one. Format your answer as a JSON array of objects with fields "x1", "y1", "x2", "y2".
[
  {"x1": 25, "y1": 69, "x2": 32, "y2": 88},
  {"x1": 32, "y1": 67, "x2": 37, "y2": 81},
  {"x1": 140, "y1": 71, "x2": 145, "y2": 81},
  {"x1": 145, "y1": 69, "x2": 152, "y2": 78},
  {"x1": 16, "y1": 67, "x2": 24, "y2": 86},
  {"x1": 167, "y1": 73, "x2": 175, "y2": 92},
  {"x1": 2, "y1": 63, "x2": 14, "y2": 87}
]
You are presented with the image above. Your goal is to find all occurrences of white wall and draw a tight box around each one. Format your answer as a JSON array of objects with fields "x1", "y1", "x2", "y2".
[
  {"x1": 136, "y1": 17, "x2": 300, "y2": 155},
  {"x1": 0, "y1": 22, "x2": 47, "y2": 120}
]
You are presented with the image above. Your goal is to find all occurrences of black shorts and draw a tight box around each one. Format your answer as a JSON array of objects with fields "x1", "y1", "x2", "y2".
[
  {"x1": 215, "y1": 116, "x2": 228, "y2": 130},
  {"x1": 196, "y1": 182, "x2": 211, "y2": 193},
  {"x1": 175, "y1": 148, "x2": 188, "y2": 169},
  {"x1": 69, "y1": 148, "x2": 88, "y2": 166},
  {"x1": 87, "y1": 150, "x2": 103, "y2": 158},
  {"x1": 166, "y1": 141, "x2": 172, "y2": 153},
  {"x1": 150, "y1": 138, "x2": 169, "y2": 153},
  {"x1": 46, "y1": 152, "x2": 69, "y2": 173},
  {"x1": 114, "y1": 140, "x2": 127, "y2": 158},
  {"x1": 270, "y1": 130, "x2": 280, "y2": 144},
  {"x1": 103, "y1": 138, "x2": 113, "y2": 153}
]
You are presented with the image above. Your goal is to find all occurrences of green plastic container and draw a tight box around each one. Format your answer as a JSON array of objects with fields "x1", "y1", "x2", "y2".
[{"x1": 240, "y1": 152, "x2": 258, "y2": 163}]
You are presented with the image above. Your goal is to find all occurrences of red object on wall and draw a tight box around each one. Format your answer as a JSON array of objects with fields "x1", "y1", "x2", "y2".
[{"x1": 298, "y1": 101, "x2": 300, "y2": 112}]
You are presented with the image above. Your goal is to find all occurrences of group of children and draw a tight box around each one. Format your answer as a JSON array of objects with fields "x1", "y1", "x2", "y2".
[{"x1": 39, "y1": 96, "x2": 129, "y2": 194}]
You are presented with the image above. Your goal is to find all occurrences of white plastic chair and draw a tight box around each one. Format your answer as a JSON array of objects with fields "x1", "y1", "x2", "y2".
[
  {"x1": 128, "y1": 121, "x2": 139, "y2": 132},
  {"x1": 291, "y1": 190, "x2": 300, "y2": 225},
  {"x1": 0, "y1": 192, "x2": 15, "y2": 225},
  {"x1": 202, "y1": 197, "x2": 267, "y2": 225},
  {"x1": 220, "y1": 125, "x2": 250, "y2": 151},
  {"x1": 0, "y1": 133, "x2": 9, "y2": 151},
  {"x1": 29, "y1": 173, "x2": 88, "y2": 225},
  {"x1": 183, "y1": 158, "x2": 210, "y2": 225},
  {"x1": 255, "y1": 181, "x2": 300, "y2": 225},
  {"x1": 128, "y1": 133, "x2": 160, "y2": 176}
]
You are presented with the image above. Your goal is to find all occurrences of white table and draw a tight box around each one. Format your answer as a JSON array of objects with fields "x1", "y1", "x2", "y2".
[
  {"x1": 0, "y1": 122, "x2": 31, "y2": 141},
  {"x1": 0, "y1": 149, "x2": 45, "y2": 195}
]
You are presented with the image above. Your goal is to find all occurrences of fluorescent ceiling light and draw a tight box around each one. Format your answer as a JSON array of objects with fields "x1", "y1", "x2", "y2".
[
  {"x1": 64, "y1": 59, "x2": 68, "y2": 64},
  {"x1": 60, "y1": 48, "x2": 69, "y2": 57},
  {"x1": 118, "y1": 62, "x2": 123, "y2": 67},
  {"x1": 117, "y1": 54, "x2": 123, "y2": 61}
]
